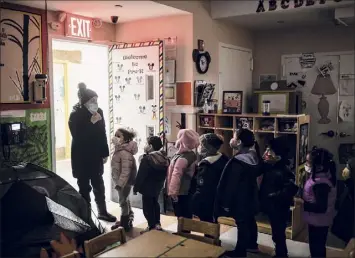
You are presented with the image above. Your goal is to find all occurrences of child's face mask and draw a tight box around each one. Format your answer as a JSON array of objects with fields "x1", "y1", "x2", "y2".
[
  {"x1": 85, "y1": 97, "x2": 99, "y2": 114},
  {"x1": 112, "y1": 136, "x2": 123, "y2": 145},
  {"x1": 305, "y1": 164, "x2": 312, "y2": 173}
]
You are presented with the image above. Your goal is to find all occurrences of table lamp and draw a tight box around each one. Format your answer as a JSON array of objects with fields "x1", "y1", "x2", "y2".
[{"x1": 311, "y1": 73, "x2": 337, "y2": 124}]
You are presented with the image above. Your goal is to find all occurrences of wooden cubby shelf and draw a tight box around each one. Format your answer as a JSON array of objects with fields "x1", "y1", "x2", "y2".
[{"x1": 197, "y1": 113, "x2": 311, "y2": 241}]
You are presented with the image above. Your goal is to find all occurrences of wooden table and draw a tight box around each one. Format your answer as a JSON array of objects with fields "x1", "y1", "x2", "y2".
[
  {"x1": 96, "y1": 230, "x2": 225, "y2": 258},
  {"x1": 161, "y1": 239, "x2": 225, "y2": 258}
]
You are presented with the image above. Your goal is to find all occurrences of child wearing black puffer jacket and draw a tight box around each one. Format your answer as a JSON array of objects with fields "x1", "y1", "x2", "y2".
[
  {"x1": 192, "y1": 133, "x2": 229, "y2": 223},
  {"x1": 133, "y1": 136, "x2": 169, "y2": 233},
  {"x1": 260, "y1": 136, "x2": 298, "y2": 258}
]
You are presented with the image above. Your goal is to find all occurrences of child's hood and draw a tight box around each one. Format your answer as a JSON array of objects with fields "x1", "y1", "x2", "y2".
[{"x1": 112, "y1": 137, "x2": 138, "y2": 155}]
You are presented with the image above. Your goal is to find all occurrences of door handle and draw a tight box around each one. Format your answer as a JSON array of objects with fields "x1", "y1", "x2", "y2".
[
  {"x1": 339, "y1": 132, "x2": 351, "y2": 138},
  {"x1": 320, "y1": 130, "x2": 335, "y2": 138}
]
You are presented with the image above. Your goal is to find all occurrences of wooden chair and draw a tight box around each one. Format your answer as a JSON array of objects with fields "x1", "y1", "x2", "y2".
[
  {"x1": 177, "y1": 217, "x2": 221, "y2": 246},
  {"x1": 84, "y1": 227, "x2": 127, "y2": 258}
]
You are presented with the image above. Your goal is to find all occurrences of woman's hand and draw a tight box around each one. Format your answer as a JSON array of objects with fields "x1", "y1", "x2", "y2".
[{"x1": 40, "y1": 232, "x2": 83, "y2": 258}]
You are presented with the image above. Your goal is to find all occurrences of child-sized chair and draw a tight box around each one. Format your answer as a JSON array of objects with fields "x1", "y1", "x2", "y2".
[
  {"x1": 84, "y1": 227, "x2": 127, "y2": 258},
  {"x1": 177, "y1": 217, "x2": 221, "y2": 246}
]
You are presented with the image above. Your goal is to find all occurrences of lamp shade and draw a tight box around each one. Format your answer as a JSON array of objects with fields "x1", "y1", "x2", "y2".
[{"x1": 311, "y1": 74, "x2": 337, "y2": 95}]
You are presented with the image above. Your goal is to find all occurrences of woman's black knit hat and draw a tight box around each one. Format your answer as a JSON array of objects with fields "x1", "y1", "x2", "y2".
[{"x1": 78, "y1": 82, "x2": 98, "y2": 104}]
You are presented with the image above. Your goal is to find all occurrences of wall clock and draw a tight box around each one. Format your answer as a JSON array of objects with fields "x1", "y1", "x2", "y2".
[{"x1": 192, "y1": 49, "x2": 211, "y2": 74}]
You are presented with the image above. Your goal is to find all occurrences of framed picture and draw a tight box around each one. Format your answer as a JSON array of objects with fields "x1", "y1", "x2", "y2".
[
  {"x1": 146, "y1": 125, "x2": 156, "y2": 138},
  {"x1": 222, "y1": 91, "x2": 243, "y2": 114},
  {"x1": 259, "y1": 74, "x2": 277, "y2": 86},
  {"x1": 165, "y1": 85, "x2": 176, "y2": 103},
  {"x1": 164, "y1": 60, "x2": 176, "y2": 84},
  {"x1": 298, "y1": 123, "x2": 309, "y2": 165},
  {"x1": 200, "y1": 116, "x2": 214, "y2": 127}
]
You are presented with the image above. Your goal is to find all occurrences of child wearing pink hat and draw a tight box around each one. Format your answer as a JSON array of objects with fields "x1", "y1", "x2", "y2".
[{"x1": 166, "y1": 129, "x2": 200, "y2": 219}]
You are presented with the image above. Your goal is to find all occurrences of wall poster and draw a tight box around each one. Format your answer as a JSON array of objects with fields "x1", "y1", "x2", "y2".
[
  {"x1": 0, "y1": 8, "x2": 43, "y2": 103},
  {"x1": 108, "y1": 41, "x2": 164, "y2": 205}
]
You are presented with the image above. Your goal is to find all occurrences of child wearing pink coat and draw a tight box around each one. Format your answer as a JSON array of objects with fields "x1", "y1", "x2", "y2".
[{"x1": 166, "y1": 129, "x2": 200, "y2": 219}]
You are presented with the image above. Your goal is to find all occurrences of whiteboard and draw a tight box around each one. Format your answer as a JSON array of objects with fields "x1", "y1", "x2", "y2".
[{"x1": 109, "y1": 41, "x2": 164, "y2": 157}]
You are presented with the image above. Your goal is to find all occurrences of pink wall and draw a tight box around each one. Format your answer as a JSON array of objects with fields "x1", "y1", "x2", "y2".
[
  {"x1": 47, "y1": 11, "x2": 116, "y2": 43},
  {"x1": 115, "y1": 15, "x2": 194, "y2": 82}
]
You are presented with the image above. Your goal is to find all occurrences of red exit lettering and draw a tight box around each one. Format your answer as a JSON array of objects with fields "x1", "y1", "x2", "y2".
[{"x1": 65, "y1": 14, "x2": 92, "y2": 40}]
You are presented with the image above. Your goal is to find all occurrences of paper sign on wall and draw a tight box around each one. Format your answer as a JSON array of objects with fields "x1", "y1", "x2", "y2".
[{"x1": 299, "y1": 53, "x2": 316, "y2": 69}]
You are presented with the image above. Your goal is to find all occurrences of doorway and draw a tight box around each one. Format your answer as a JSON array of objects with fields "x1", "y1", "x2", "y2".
[
  {"x1": 51, "y1": 39, "x2": 110, "y2": 196},
  {"x1": 219, "y1": 43, "x2": 253, "y2": 113}
]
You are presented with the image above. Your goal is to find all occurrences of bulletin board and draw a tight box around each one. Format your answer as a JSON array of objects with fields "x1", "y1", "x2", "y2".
[
  {"x1": 0, "y1": 8, "x2": 43, "y2": 103},
  {"x1": 108, "y1": 41, "x2": 164, "y2": 157}
]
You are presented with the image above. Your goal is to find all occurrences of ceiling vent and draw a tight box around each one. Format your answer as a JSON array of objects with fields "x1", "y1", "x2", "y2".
[{"x1": 335, "y1": 7, "x2": 354, "y2": 26}]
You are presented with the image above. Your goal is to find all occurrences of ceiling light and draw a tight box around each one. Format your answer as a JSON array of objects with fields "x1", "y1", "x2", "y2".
[
  {"x1": 277, "y1": 20, "x2": 285, "y2": 24},
  {"x1": 115, "y1": 4, "x2": 123, "y2": 7}
]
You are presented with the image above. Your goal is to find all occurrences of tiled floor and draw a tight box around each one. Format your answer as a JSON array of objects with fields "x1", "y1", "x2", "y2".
[{"x1": 55, "y1": 159, "x2": 346, "y2": 257}]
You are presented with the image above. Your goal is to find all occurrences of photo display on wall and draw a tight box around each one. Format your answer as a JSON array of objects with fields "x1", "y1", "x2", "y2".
[{"x1": 108, "y1": 41, "x2": 164, "y2": 158}]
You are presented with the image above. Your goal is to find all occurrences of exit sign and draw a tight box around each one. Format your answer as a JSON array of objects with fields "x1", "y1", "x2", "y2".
[{"x1": 65, "y1": 14, "x2": 92, "y2": 40}]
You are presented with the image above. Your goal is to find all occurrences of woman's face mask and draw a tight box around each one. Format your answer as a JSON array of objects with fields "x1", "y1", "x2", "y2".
[
  {"x1": 85, "y1": 97, "x2": 99, "y2": 114},
  {"x1": 305, "y1": 154, "x2": 312, "y2": 173}
]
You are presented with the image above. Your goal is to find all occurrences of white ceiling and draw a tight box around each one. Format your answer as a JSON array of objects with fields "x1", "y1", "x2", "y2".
[
  {"x1": 7, "y1": 0, "x2": 189, "y2": 23},
  {"x1": 223, "y1": 5, "x2": 354, "y2": 31}
]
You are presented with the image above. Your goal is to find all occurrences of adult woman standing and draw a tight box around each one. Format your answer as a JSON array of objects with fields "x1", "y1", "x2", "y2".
[{"x1": 69, "y1": 83, "x2": 116, "y2": 222}]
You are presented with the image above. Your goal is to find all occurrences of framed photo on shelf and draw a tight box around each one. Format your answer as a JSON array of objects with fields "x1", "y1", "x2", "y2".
[{"x1": 222, "y1": 91, "x2": 243, "y2": 114}]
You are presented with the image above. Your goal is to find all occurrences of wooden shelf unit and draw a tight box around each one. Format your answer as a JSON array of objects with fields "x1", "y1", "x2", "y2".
[{"x1": 197, "y1": 113, "x2": 310, "y2": 240}]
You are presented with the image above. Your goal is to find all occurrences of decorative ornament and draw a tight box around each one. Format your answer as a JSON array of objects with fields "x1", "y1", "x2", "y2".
[
  {"x1": 139, "y1": 106, "x2": 146, "y2": 114},
  {"x1": 134, "y1": 94, "x2": 140, "y2": 100},
  {"x1": 192, "y1": 46, "x2": 211, "y2": 74},
  {"x1": 151, "y1": 105, "x2": 157, "y2": 119},
  {"x1": 115, "y1": 117, "x2": 122, "y2": 124},
  {"x1": 92, "y1": 18, "x2": 103, "y2": 29},
  {"x1": 117, "y1": 63, "x2": 123, "y2": 72},
  {"x1": 114, "y1": 94, "x2": 120, "y2": 102},
  {"x1": 148, "y1": 63, "x2": 155, "y2": 71},
  {"x1": 115, "y1": 76, "x2": 121, "y2": 84},
  {"x1": 125, "y1": 77, "x2": 131, "y2": 85},
  {"x1": 119, "y1": 85, "x2": 125, "y2": 92},
  {"x1": 136, "y1": 76, "x2": 143, "y2": 84},
  {"x1": 0, "y1": 28, "x2": 7, "y2": 46}
]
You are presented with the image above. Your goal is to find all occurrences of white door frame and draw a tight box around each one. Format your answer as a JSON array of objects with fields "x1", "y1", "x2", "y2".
[
  {"x1": 218, "y1": 42, "x2": 253, "y2": 111},
  {"x1": 48, "y1": 35, "x2": 109, "y2": 173}
]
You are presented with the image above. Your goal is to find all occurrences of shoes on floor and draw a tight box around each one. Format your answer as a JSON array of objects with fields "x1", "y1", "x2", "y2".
[
  {"x1": 98, "y1": 212, "x2": 117, "y2": 223},
  {"x1": 246, "y1": 245, "x2": 259, "y2": 253},
  {"x1": 155, "y1": 224, "x2": 163, "y2": 231}
]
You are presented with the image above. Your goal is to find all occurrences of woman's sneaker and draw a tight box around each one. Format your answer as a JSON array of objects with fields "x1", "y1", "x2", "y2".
[
  {"x1": 155, "y1": 224, "x2": 163, "y2": 231},
  {"x1": 140, "y1": 227, "x2": 151, "y2": 234}
]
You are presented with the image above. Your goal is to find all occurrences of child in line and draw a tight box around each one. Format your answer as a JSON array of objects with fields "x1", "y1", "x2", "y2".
[
  {"x1": 215, "y1": 129, "x2": 262, "y2": 257},
  {"x1": 166, "y1": 129, "x2": 200, "y2": 219},
  {"x1": 133, "y1": 136, "x2": 169, "y2": 233},
  {"x1": 302, "y1": 148, "x2": 337, "y2": 258},
  {"x1": 260, "y1": 136, "x2": 298, "y2": 258},
  {"x1": 192, "y1": 133, "x2": 229, "y2": 223},
  {"x1": 111, "y1": 128, "x2": 138, "y2": 231}
]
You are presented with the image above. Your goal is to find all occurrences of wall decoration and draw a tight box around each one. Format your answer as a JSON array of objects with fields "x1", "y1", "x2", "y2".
[
  {"x1": 339, "y1": 75, "x2": 354, "y2": 96},
  {"x1": 338, "y1": 143, "x2": 355, "y2": 164},
  {"x1": 236, "y1": 117, "x2": 253, "y2": 130},
  {"x1": 125, "y1": 77, "x2": 131, "y2": 85},
  {"x1": 117, "y1": 63, "x2": 123, "y2": 72},
  {"x1": 148, "y1": 63, "x2": 155, "y2": 71},
  {"x1": 165, "y1": 86, "x2": 175, "y2": 102},
  {"x1": 115, "y1": 117, "x2": 122, "y2": 124},
  {"x1": 138, "y1": 106, "x2": 146, "y2": 114},
  {"x1": 108, "y1": 40, "x2": 164, "y2": 166},
  {"x1": 192, "y1": 43, "x2": 211, "y2": 74},
  {"x1": 151, "y1": 105, "x2": 157, "y2": 119},
  {"x1": 164, "y1": 60, "x2": 176, "y2": 84},
  {"x1": 146, "y1": 125, "x2": 156, "y2": 138},
  {"x1": 311, "y1": 72, "x2": 337, "y2": 124},
  {"x1": 200, "y1": 116, "x2": 214, "y2": 127},
  {"x1": 287, "y1": 72, "x2": 306, "y2": 88},
  {"x1": 299, "y1": 123, "x2": 309, "y2": 165},
  {"x1": 259, "y1": 74, "x2": 277, "y2": 86},
  {"x1": 0, "y1": 109, "x2": 51, "y2": 169},
  {"x1": 136, "y1": 76, "x2": 143, "y2": 84},
  {"x1": 194, "y1": 80, "x2": 215, "y2": 107},
  {"x1": 164, "y1": 116, "x2": 171, "y2": 135},
  {"x1": 114, "y1": 94, "x2": 120, "y2": 103},
  {"x1": 114, "y1": 76, "x2": 121, "y2": 84},
  {"x1": 0, "y1": 8, "x2": 42, "y2": 103},
  {"x1": 222, "y1": 91, "x2": 243, "y2": 114},
  {"x1": 339, "y1": 100, "x2": 354, "y2": 122},
  {"x1": 299, "y1": 53, "x2": 316, "y2": 69}
]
